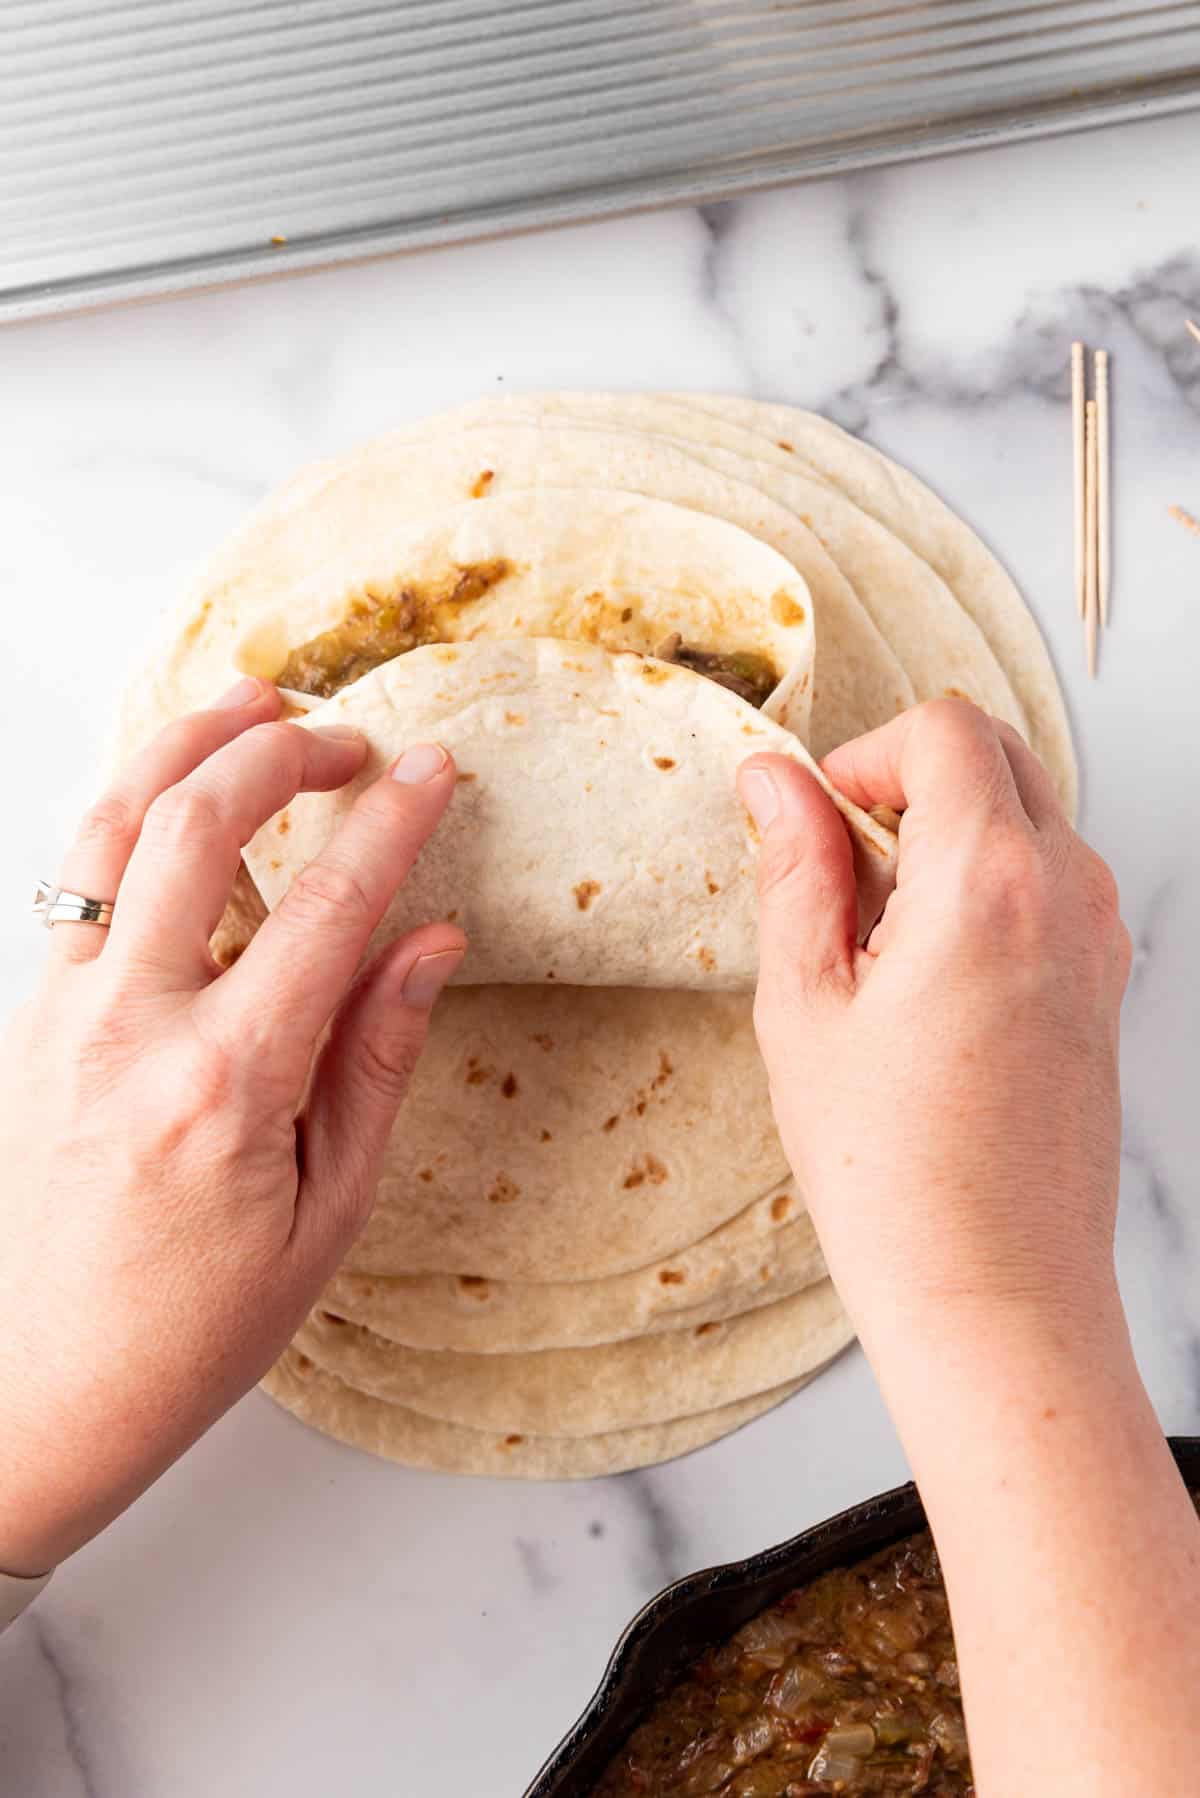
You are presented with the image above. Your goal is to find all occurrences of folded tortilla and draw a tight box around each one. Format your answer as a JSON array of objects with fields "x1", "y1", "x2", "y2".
[{"x1": 243, "y1": 639, "x2": 897, "y2": 992}]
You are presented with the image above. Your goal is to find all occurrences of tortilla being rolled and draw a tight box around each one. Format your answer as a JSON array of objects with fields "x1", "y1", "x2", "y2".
[{"x1": 244, "y1": 638, "x2": 896, "y2": 991}]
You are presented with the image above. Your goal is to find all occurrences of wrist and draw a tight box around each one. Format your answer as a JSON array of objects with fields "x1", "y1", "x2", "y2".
[{"x1": 857, "y1": 1274, "x2": 1145, "y2": 1483}]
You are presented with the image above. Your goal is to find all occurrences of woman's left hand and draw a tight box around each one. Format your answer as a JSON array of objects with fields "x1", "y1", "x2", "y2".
[{"x1": 0, "y1": 678, "x2": 464, "y2": 1576}]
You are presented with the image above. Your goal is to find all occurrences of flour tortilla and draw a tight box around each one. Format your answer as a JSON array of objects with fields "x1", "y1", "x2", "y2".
[
  {"x1": 263, "y1": 1353, "x2": 808, "y2": 1479},
  {"x1": 293, "y1": 1279, "x2": 850, "y2": 1436},
  {"x1": 118, "y1": 423, "x2": 912, "y2": 766},
  {"x1": 207, "y1": 886, "x2": 788, "y2": 1282},
  {"x1": 348, "y1": 985, "x2": 789, "y2": 1281},
  {"x1": 438, "y1": 393, "x2": 1031, "y2": 739},
  {"x1": 115, "y1": 391, "x2": 1075, "y2": 1474},
  {"x1": 328, "y1": 1181, "x2": 820, "y2": 1352},
  {"x1": 672, "y1": 394, "x2": 1077, "y2": 815},
  {"x1": 244, "y1": 641, "x2": 897, "y2": 991}
]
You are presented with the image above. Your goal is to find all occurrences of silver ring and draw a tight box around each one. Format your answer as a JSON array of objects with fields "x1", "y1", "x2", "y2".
[{"x1": 33, "y1": 880, "x2": 115, "y2": 930}]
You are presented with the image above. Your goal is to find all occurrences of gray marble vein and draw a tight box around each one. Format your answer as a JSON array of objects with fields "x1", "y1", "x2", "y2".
[
  {"x1": 618, "y1": 1471, "x2": 689, "y2": 1593},
  {"x1": 26, "y1": 1614, "x2": 99, "y2": 1798}
]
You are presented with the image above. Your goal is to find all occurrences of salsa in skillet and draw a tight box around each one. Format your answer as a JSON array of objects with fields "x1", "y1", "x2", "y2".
[{"x1": 593, "y1": 1532, "x2": 971, "y2": 1797}]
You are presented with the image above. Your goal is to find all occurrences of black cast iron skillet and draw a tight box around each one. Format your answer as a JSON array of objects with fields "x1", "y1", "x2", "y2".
[{"x1": 525, "y1": 1437, "x2": 1200, "y2": 1796}]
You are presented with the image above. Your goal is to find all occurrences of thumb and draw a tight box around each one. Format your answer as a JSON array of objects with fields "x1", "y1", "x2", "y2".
[
  {"x1": 293, "y1": 924, "x2": 466, "y2": 1272},
  {"x1": 739, "y1": 755, "x2": 861, "y2": 1022}
]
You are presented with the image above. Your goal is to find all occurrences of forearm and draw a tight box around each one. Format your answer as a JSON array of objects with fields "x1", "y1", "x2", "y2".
[{"x1": 864, "y1": 1290, "x2": 1200, "y2": 1797}]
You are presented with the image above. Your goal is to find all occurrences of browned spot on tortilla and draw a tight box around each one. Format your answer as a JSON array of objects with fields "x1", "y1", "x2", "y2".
[
  {"x1": 658, "y1": 1269, "x2": 685, "y2": 1286},
  {"x1": 539, "y1": 1128, "x2": 552, "y2": 1142},
  {"x1": 530, "y1": 1033, "x2": 554, "y2": 1051},
  {"x1": 470, "y1": 469, "x2": 495, "y2": 498},
  {"x1": 640, "y1": 660, "x2": 671, "y2": 684},
  {"x1": 445, "y1": 909, "x2": 459, "y2": 922},
  {"x1": 602, "y1": 1114, "x2": 619, "y2": 1132},
  {"x1": 504, "y1": 710, "x2": 527, "y2": 726},
  {"x1": 357, "y1": 1281, "x2": 376, "y2": 1298},
  {"x1": 654, "y1": 756, "x2": 676, "y2": 771},
  {"x1": 182, "y1": 600, "x2": 213, "y2": 645},
  {"x1": 295, "y1": 1354, "x2": 313, "y2": 1374},
  {"x1": 620, "y1": 606, "x2": 633, "y2": 622},
  {"x1": 746, "y1": 814, "x2": 761, "y2": 844},
  {"x1": 504, "y1": 1434, "x2": 524, "y2": 1446},
  {"x1": 434, "y1": 645, "x2": 460, "y2": 662},
  {"x1": 634, "y1": 1099, "x2": 646, "y2": 1116},
  {"x1": 770, "y1": 1193, "x2": 791, "y2": 1222},
  {"x1": 546, "y1": 969, "x2": 557, "y2": 979},
  {"x1": 771, "y1": 589, "x2": 807, "y2": 627},
  {"x1": 624, "y1": 1154, "x2": 667, "y2": 1191},
  {"x1": 741, "y1": 723, "x2": 756, "y2": 736},
  {"x1": 695, "y1": 1321, "x2": 719, "y2": 1337},
  {"x1": 944, "y1": 687, "x2": 970, "y2": 702},
  {"x1": 705, "y1": 872, "x2": 720, "y2": 894},
  {"x1": 418, "y1": 1167, "x2": 435, "y2": 1183},
  {"x1": 501, "y1": 1072, "x2": 519, "y2": 1099},
  {"x1": 651, "y1": 1052, "x2": 673, "y2": 1089},
  {"x1": 458, "y1": 1275, "x2": 490, "y2": 1299},
  {"x1": 277, "y1": 811, "x2": 291, "y2": 835},
  {"x1": 270, "y1": 857, "x2": 282, "y2": 873},
  {"x1": 696, "y1": 945, "x2": 716, "y2": 972},
  {"x1": 598, "y1": 708, "x2": 619, "y2": 718},
  {"x1": 777, "y1": 439, "x2": 795, "y2": 452},
  {"x1": 487, "y1": 1174, "x2": 520, "y2": 1205},
  {"x1": 457, "y1": 770, "x2": 477, "y2": 783},
  {"x1": 574, "y1": 879, "x2": 602, "y2": 911},
  {"x1": 465, "y1": 1056, "x2": 494, "y2": 1087},
  {"x1": 760, "y1": 1265, "x2": 771, "y2": 1282}
]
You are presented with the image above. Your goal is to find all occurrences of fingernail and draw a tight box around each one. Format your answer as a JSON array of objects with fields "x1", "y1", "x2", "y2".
[
  {"x1": 401, "y1": 947, "x2": 464, "y2": 1009},
  {"x1": 214, "y1": 676, "x2": 262, "y2": 709},
  {"x1": 311, "y1": 724, "x2": 363, "y2": 742},
  {"x1": 742, "y1": 767, "x2": 780, "y2": 831},
  {"x1": 391, "y1": 743, "x2": 447, "y2": 785}
]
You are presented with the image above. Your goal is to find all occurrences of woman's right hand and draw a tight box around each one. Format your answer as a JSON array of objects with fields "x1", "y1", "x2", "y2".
[
  {"x1": 738, "y1": 698, "x2": 1132, "y2": 1360},
  {"x1": 740, "y1": 703, "x2": 1200, "y2": 1798}
]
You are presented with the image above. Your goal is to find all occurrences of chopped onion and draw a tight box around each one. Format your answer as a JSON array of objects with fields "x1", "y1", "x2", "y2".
[
  {"x1": 730, "y1": 1715, "x2": 776, "y2": 1766},
  {"x1": 930, "y1": 1710, "x2": 970, "y2": 1760},
  {"x1": 764, "y1": 1662, "x2": 828, "y2": 1715},
  {"x1": 807, "y1": 1721, "x2": 875, "y2": 1783},
  {"x1": 735, "y1": 1607, "x2": 806, "y2": 1668},
  {"x1": 874, "y1": 1707, "x2": 923, "y2": 1746},
  {"x1": 821, "y1": 1722, "x2": 877, "y2": 1757},
  {"x1": 806, "y1": 1746, "x2": 865, "y2": 1784}
]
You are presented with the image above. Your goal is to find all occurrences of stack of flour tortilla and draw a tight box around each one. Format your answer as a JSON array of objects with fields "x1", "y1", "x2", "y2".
[{"x1": 118, "y1": 393, "x2": 1075, "y2": 1479}]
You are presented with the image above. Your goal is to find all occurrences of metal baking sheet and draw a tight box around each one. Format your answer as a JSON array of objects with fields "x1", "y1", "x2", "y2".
[{"x1": 5, "y1": 1, "x2": 1200, "y2": 324}]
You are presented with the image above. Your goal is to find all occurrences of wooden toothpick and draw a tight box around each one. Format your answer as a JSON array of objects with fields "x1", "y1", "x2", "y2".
[
  {"x1": 1084, "y1": 400, "x2": 1099, "y2": 679},
  {"x1": 1071, "y1": 342, "x2": 1086, "y2": 619},
  {"x1": 1095, "y1": 350, "x2": 1111, "y2": 630}
]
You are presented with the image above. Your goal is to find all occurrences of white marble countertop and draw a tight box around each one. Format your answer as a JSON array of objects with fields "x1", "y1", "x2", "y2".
[{"x1": 2, "y1": 109, "x2": 1199, "y2": 1797}]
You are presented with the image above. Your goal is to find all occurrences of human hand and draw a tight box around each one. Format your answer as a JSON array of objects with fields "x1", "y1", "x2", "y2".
[
  {"x1": 0, "y1": 680, "x2": 463, "y2": 1575},
  {"x1": 739, "y1": 699, "x2": 1132, "y2": 1362}
]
